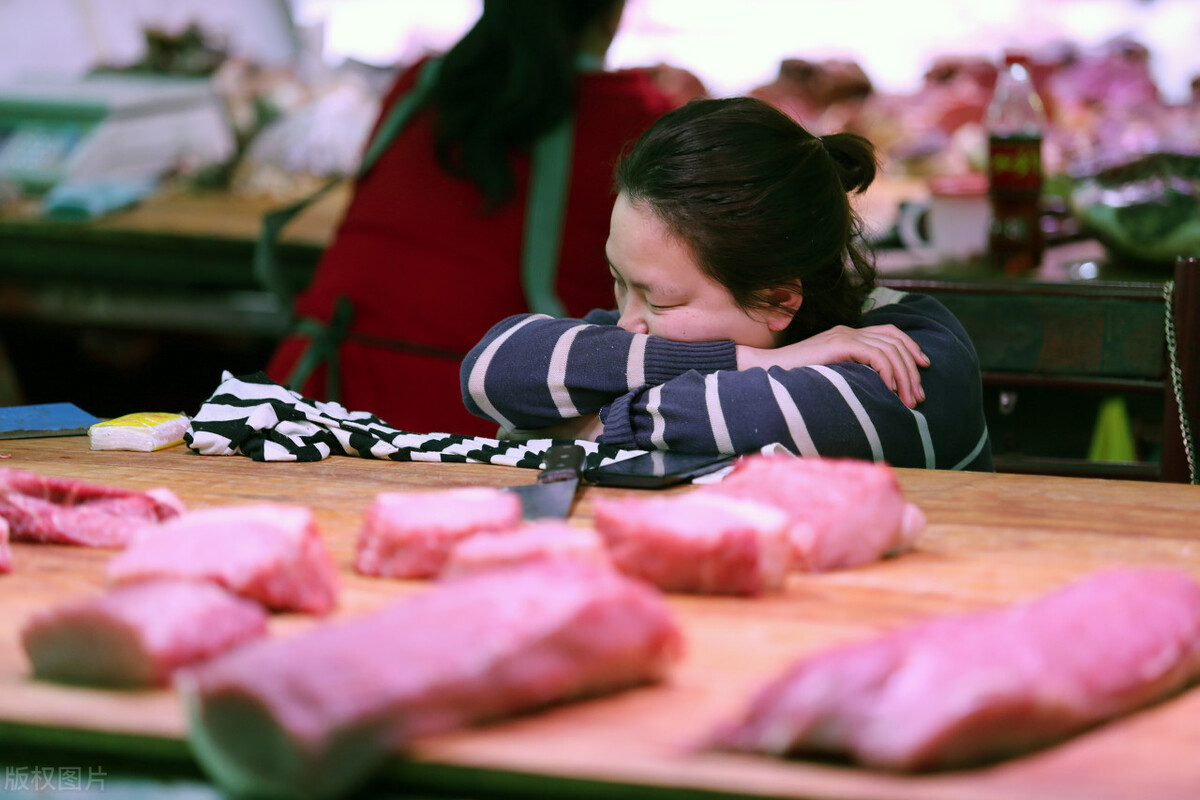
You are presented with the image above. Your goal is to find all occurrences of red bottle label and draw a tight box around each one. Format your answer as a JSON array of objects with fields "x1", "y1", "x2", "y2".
[{"x1": 988, "y1": 134, "x2": 1043, "y2": 194}]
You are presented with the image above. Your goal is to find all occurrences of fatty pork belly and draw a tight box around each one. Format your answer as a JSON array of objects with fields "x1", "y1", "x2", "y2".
[
  {"x1": 592, "y1": 492, "x2": 792, "y2": 595},
  {"x1": 107, "y1": 503, "x2": 339, "y2": 614},
  {"x1": 441, "y1": 520, "x2": 609, "y2": 578},
  {"x1": 355, "y1": 487, "x2": 522, "y2": 579},
  {"x1": 0, "y1": 467, "x2": 184, "y2": 547},
  {"x1": 22, "y1": 579, "x2": 268, "y2": 687},
  {"x1": 712, "y1": 568, "x2": 1200, "y2": 771},
  {"x1": 704, "y1": 455, "x2": 924, "y2": 571},
  {"x1": 179, "y1": 560, "x2": 683, "y2": 800}
]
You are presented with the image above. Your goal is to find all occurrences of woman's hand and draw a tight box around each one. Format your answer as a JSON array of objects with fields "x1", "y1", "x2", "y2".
[
  {"x1": 736, "y1": 325, "x2": 930, "y2": 408},
  {"x1": 498, "y1": 412, "x2": 605, "y2": 443}
]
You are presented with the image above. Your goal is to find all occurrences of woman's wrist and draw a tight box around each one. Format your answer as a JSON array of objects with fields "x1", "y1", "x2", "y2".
[{"x1": 735, "y1": 344, "x2": 767, "y2": 370}]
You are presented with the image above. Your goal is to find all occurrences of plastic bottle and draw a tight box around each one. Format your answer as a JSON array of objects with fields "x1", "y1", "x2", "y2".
[{"x1": 985, "y1": 51, "x2": 1046, "y2": 275}]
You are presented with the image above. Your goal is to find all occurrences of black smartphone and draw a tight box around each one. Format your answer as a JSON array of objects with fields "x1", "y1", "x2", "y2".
[{"x1": 583, "y1": 451, "x2": 736, "y2": 489}]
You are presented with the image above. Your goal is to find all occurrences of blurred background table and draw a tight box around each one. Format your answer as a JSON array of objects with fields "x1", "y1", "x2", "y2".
[{"x1": 0, "y1": 182, "x2": 349, "y2": 416}]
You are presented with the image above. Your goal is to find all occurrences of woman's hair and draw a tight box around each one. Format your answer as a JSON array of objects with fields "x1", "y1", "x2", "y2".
[
  {"x1": 613, "y1": 96, "x2": 878, "y2": 342},
  {"x1": 432, "y1": 0, "x2": 622, "y2": 209}
]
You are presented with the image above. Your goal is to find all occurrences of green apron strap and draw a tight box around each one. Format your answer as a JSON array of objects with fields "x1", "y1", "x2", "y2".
[
  {"x1": 286, "y1": 295, "x2": 354, "y2": 399},
  {"x1": 356, "y1": 58, "x2": 443, "y2": 179},
  {"x1": 253, "y1": 176, "x2": 341, "y2": 308},
  {"x1": 253, "y1": 58, "x2": 444, "y2": 309},
  {"x1": 522, "y1": 114, "x2": 574, "y2": 318}
]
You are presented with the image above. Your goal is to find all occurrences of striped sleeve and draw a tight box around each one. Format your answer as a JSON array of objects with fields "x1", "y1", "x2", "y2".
[
  {"x1": 598, "y1": 295, "x2": 994, "y2": 471},
  {"x1": 460, "y1": 312, "x2": 737, "y2": 431}
]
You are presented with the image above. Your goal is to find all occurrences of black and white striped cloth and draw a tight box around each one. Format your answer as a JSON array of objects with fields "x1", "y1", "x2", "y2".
[{"x1": 184, "y1": 371, "x2": 647, "y2": 470}]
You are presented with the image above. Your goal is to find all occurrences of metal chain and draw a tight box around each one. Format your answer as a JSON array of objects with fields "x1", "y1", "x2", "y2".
[{"x1": 1163, "y1": 280, "x2": 1198, "y2": 484}]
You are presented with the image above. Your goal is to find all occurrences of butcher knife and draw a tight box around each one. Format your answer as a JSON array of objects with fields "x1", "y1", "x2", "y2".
[{"x1": 505, "y1": 443, "x2": 586, "y2": 520}]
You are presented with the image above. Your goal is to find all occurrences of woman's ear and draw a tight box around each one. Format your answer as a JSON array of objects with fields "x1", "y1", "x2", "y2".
[{"x1": 761, "y1": 286, "x2": 803, "y2": 332}]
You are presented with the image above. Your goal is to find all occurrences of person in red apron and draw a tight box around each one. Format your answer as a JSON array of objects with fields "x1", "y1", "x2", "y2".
[{"x1": 264, "y1": 0, "x2": 681, "y2": 436}]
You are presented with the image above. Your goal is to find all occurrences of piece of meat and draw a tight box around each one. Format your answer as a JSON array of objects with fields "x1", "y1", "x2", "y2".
[
  {"x1": 355, "y1": 487, "x2": 522, "y2": 579},
  {"x1": 22, "y1": 579, "x2": 268, "y2": 687},
  {"x1": 107, "y1": 503, "x2": 339, "y2": 614},
  {"x1": 441, "y1": 521, "x2": 609, "y2": 578},
  {"x1": 704, "y1": 455, "x2": 922, "y2": 571},
  {"x1": 0, "y1": 467, "x2": 185, "y2": 548},
  {"x1": 178, "y1": 560, "x2": 683, "y2": 800},
  {"x1": 0, "y1": 516, "x2": 10, "y2": 574},
  {"x1": 592, "y1": 492, "x2": 792, "y2": 596},
  {"x1": 711, "y1": 568, "x2": 1200, "y2": 771}
]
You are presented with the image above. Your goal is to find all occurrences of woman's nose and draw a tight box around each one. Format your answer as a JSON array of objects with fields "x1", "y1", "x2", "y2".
[{"x1": 617, "y1": 306, "x2": 648, "y2": 334}]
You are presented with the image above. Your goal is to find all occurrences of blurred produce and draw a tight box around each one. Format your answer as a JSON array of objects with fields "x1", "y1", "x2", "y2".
[
  {"x1": 227, "y1": 68, "x2": 380, "y2": 199},
  {"x1": 750, "y1": 35, "x2": 1199, "y2": 271},
  {"x1": 750, "y1": 58, "x2": 873, "y2": 134},
  {"x1": 751, "y1": 36, "x2": 1199, "y2": 183},
  {"x1": 644, "y1": 63, "x2": 709, "y2": 106},
  {"x1": 1070, "y1": 153, "x2": 1200, "y2": 269},
  {"x1": 115, "y1": 22, "x2": 229, "y2": 77}
]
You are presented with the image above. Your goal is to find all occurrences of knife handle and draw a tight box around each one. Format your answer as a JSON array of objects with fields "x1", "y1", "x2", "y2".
[{"x1": 539, "y1": 444, "x2": 586, "y2": 483}]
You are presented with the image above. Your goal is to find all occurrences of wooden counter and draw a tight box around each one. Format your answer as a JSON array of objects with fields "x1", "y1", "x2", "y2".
[{"x1": 2, "y1": 437, "x2": 1200, "y2": 799}]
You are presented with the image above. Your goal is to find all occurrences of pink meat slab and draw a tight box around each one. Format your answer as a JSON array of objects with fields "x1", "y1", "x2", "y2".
[
  {"x1": 355, "y1": 486, "x2": 522, "y2": 579},
  {"x1": 22, "y1": 579, "x2": 268, "y2": 688},
  {"x1": 0, "y1": 467, "x2": 184, "y2": 548},
  {"x1": 0, "y1": 516, "x2": 10, "y2": 574},
  {"x1": 440, "y1": 520, "x2": 610, "y2": 578},
  {"x1": 712, "y1": 568, "x2": 1200, "y2": 771},
  {"x1": 592, "y1": 491, "x2": 791, "y2": 596},
  {"x1": 178, "y1": 560, "x2": 684, "y2": 800},
  {"x1": 704, "y1": 454, "x2": 924, "y2": 571},
  {"x1": 107, "y1": 503, "x2": 339, "y2": 614}
]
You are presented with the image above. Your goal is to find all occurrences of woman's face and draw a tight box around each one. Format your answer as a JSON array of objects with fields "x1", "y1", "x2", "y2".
[{"x1": 605, "y1": 193, "x2": 788, "y2": 348}]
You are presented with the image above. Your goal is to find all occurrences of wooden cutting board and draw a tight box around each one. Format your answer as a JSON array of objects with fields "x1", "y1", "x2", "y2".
[{"x1": 3, "y1": 437, "x2": 1200, "y2": 800}]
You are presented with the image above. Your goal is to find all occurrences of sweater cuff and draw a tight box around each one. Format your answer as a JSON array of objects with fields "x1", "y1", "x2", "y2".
[
  {"x1": 597, "y1": 398, "x2": 639, "y2": 450},
  {"x1": 643, "y1": 338, "x2": 737, "y2": 384}
]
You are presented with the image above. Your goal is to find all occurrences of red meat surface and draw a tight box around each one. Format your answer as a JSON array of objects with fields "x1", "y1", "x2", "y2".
[
  {"x1": 22, "y1": 579, "x2": 268, "y2": 687},
  {"x1": 705, "y1": 455, "x2": 923, "y2": 571},
  {"x1": 107, "y1": 503, "x2": 339, "y2": 614},
  {"x1": 355, "y1": 487, "x2": 522, "y2": 579},
  {"x1": 712, "y1": 568, "x2": 1200, "y2": 770},
  {"x1": 179, "y1": 560, "x2": 684, "y2": 799},
  {"x1": 593, "y1": 492, "x2": 792, "y2": 596},
  {"x1": 0, "y1": 467, "x2": 184, "y2": 548}
]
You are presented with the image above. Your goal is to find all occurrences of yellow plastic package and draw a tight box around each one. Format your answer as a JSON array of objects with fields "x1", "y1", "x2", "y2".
[{"x1": 88, "y1": 412, "x2": 191, "y2": 452}]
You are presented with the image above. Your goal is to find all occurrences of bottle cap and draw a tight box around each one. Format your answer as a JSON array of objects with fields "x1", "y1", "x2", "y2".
[{"x1": 1002, "y1": 49, "x2": 1031, "y2": 67}]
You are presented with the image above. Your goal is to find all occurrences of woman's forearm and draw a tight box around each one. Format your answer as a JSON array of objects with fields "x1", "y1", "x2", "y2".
[{"x1": 461, "y1": 312, "x2": 736, "y2": 430}]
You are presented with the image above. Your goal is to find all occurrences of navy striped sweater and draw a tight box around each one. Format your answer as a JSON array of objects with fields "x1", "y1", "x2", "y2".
[{"x1": 462, "y1": 289, "x2": 994, "y2": 471}]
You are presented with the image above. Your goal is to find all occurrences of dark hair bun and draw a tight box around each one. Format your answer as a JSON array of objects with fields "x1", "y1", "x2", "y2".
[{"x1": 819, "y1": 132, "x2": 878, "y2": 194}]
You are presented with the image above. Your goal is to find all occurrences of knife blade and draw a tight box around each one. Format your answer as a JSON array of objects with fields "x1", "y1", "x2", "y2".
[{"x1": 504, "y1": 443, "x2": 586, "y2": 520}]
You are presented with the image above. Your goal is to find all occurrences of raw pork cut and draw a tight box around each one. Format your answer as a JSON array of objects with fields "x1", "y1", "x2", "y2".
[
  {"x1": 0, "y1": 516, "x2": 10, "y2": 574},
  {"x1": 179, "y1": 560, "x2": 683, "y2": 800},
  {"x1": 0, "y1": 467, "x2": 184, "y2": 548},
  {"x1": 22, "y1": 579, "x2": 268, "y2": 687},
  {"x1": 704, "y1": 455, "x2": 923, "y2": 571},
  {"x1": 592, "y1": 492, "x2": 791, "y2": 595},
  {"x1": 441, "y1": 520, "x2": 609, "y2": 577},
  {"x1": 355, "y1": 487, "x2": 522, "y2": 579},
  {"x1": 107, "y1": 503, "x2": 339, "y2": 614},
  {"x1": 712, "y1": 568, "x2": 1200, "y2": 771}
]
